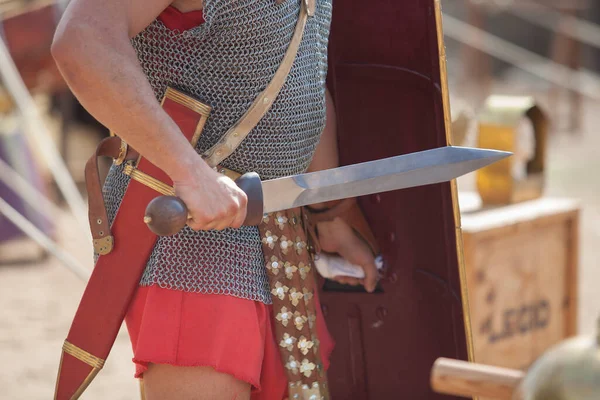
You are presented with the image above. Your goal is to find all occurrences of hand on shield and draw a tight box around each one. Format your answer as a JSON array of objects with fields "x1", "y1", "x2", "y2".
[{"x1": 314, "y1": 217, "x2": 379, "y2": 293}]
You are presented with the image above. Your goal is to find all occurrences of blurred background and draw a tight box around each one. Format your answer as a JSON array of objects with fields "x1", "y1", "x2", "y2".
[{"x1": 0, "y1": 0, "x2": 599, "y2": 399}]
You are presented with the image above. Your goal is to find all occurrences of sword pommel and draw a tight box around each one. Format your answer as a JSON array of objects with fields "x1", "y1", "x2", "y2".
[{"x1": 144, "y1": 196, "x2": 188, "y2": 236}]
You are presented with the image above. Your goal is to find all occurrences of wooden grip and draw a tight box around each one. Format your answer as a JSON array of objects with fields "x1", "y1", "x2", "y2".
[
  {"x1": 430, "y1": 358, "x2": 524, "y2": 400},
  {"x1": 233, "y1": 172, "x2": 263, "y2": 226},
  {"x1": 144, "y1": 172, "x2": 264, "y2": 236}
]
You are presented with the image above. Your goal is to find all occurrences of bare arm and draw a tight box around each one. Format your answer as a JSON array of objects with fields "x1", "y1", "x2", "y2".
[
  {"x1": 52, "y1": 0, "x2": 247, "y2": 230},
  {"x1": 306, "y1": 89, "x2": 378, "y2": 292},
  {"x1": 52, "y1": 0, "x2": 198, "y2": 179},
  {"x1": 307, "y1": 88, "x2": 339, "y2": 175}
]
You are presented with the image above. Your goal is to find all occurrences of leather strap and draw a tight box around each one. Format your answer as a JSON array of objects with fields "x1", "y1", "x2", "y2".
[
  {"x1": 84, "y1": 136, "x2": 139, "y2": 255},
  {"x1": 201, "y1": 0, "x2": 312, "y2": 167},
  {"x1": 303, "y1": 198, "x2": 380, "y2": 256},
  {"x1": 84, "y1": 137, "x2": 241, "y2": 255}
]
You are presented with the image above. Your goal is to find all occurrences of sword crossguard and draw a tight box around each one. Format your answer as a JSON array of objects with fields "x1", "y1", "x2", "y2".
[{"x1": 144, "y1": 172, "x2": 264, "y2": 236}]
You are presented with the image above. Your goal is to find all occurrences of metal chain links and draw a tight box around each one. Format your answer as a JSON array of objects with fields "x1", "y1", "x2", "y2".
[{"x1": 101, "y1": 0, "x2": 332, "y2": 304}]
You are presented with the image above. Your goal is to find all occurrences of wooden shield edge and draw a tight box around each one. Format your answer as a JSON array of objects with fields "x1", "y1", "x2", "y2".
[{"x1": 433, "y1": 0, "x2": 477, "y2": 366}]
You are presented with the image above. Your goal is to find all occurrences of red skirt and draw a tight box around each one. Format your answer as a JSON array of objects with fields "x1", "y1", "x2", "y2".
[{"x1": 125, "y1": 285, "x2": 335, "y2": 400}]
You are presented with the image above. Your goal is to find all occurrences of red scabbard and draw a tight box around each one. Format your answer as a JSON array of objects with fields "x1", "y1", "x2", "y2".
[{"x1": 54, "y1": 88, "x2": 210, "y2": 399}]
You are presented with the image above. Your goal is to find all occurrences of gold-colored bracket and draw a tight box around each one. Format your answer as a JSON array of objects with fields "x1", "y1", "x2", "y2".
[
  {"x1": 163, "y1": 87, "x2": 212, "y2": 117},
  {"x1": 56, "y1": 341, "x2": 105, "y2": 400},
  {"x1": 114, "y1": 140, "x2": 129, "y2": 166},
  {"x1": 62, "y1": 341, "x2": 105, "y2": 370},
  {"x1": 93, "y1": 236, "x2": 114, "y2": 255},
  {"x1": 123, "y1": 164, "x2": 175, "y2": 196}
]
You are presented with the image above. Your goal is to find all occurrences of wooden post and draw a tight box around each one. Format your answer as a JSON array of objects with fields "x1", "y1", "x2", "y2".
[{"x1": 431, "y1": 358, "x2": 524, "y2": 399}]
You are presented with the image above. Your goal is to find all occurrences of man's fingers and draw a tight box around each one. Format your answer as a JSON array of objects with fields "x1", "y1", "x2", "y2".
[
  {"x1": 333, "y1": 276, "x2": 360, "y2": 286},
  {"x1": 186, "y1": 197, "x2": 247, "y2": 231},
  {"x1": 230, "y1": 203, "x2": 248, "y2": 229},
  {"x1": 362, "y1": 260, "x2": 378, "y2": 293},
  {"x1": 336, "y1": 240, "x2": 378, "y2": 292},
  {"x1": 188, "y1": 216, "x2": 216, "y2": 231}
]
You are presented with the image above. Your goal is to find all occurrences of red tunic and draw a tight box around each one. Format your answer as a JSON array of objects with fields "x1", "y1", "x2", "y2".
[{"x1": 124, "y1": 6, "x2": 334, "y2": 399}]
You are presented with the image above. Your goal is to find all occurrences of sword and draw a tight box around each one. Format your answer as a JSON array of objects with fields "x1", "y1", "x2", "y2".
[{"x1": 144, "y1": 146, "x2": 511, "y2": 236}]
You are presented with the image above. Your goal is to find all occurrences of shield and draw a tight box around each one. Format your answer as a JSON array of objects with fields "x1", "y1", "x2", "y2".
[{"x1": 321, "y1": 1, "x2": 472, "y2": 398}]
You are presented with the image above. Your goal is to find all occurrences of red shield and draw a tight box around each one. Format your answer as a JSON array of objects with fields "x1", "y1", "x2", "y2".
[{"x1": 321, "y1": 1, "x2": 472, "y2": 398}]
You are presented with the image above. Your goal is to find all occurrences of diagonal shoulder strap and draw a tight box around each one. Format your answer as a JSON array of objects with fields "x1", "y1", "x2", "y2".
[{"x1": 201, "y1": 0, "x2": 315, "y2": 168}]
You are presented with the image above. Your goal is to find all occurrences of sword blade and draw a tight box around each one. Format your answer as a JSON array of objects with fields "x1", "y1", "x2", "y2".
[{"x1": 261, "y1": 146, "x2": 510, "y2": 213}]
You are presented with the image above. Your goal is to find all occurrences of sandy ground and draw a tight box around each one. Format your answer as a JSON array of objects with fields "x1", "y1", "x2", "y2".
[{"x1": 1, "y1": 78, "x2": 599, "y2": 399}]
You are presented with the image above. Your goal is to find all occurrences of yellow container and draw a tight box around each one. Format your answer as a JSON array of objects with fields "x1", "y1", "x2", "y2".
[{"x1": 476, "y1": 95, "x2": 548, "y2": 205}]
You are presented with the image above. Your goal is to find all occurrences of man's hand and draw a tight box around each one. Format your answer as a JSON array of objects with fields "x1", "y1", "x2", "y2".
[
  {"x1": 172, "y1": 162, "x2": 248, "y2": 231},
  {"x1": 306, "y1": 89, "x2": 378, "y2": 292},
  {"x1": 315, "y1": 217, "x2": 378, "y2": 293}
]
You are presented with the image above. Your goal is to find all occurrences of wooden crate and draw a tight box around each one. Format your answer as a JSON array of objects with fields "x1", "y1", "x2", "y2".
[{"x1": 460, "y1": 197, "x2": 579, "y2": 371}]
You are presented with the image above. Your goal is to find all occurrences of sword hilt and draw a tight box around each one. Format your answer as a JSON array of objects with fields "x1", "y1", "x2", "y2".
[{"x1": 144, "y1": 172, "x2": 264, "y2": 236}]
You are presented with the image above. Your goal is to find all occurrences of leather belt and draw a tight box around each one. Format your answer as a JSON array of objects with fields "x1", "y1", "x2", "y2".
[{"x1": 85, "y1": 136, "x2": 138, "y2": 255}]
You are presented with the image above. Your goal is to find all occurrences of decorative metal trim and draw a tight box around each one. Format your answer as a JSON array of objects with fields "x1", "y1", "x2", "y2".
[
  {"x1": 130, "y1": 87, "x2": 212, "y2": 167},
  {"x1": 93, "y1": 236, "x2": 114, "y2": 255},
  {"x1": 123, "y1": 165, "x2": 175, "y2": 196},
  {"x1": 70, "y1": 367, "x2": 102, "y2": 400},
  {"x1": 164, "y1": 87, "x2": 212, "y2": 117},
  {"x1": 215, "y1": 166, "x2": 242, "y2": 181},
  {"x1": 62, "y1": 340, "x2": 105, "y2": 370},
  {"x1": 191, "y1": 115, "x2": 209, "y2": 148},
  {"x1": 54, "y1": 350, "x2": 102, "y2": 400},
  {"x1": 114, "y1": 140, "x2": 128, "y2": 166}
]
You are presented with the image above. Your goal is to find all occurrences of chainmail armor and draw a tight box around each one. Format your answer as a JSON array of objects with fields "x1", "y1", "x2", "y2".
[{"x1": 102, "y1": 0, "x2": 332, "y2": 304}]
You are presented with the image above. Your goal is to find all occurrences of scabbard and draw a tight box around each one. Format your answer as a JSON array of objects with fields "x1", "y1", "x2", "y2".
[
  {"x1": 54, "y1": 88, "x2": 210, "y2": 400},
  {"x1": 259, "y1": 210, "x2": 331, "y2": 399}
]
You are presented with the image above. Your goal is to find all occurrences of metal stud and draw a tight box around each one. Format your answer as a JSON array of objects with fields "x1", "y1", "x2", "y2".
[{"x1": 97, "y1": 218, "x2": 102, "y2": 224}]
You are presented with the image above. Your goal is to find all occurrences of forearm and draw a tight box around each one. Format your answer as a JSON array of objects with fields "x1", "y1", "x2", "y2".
[
  {"x1": 308, "y1": 88, "x2": 339, "y2": 173},
  {"x1": 52, "y1": 0, "x2": 202, "y2": 182},
  {"x1": 306, "y1": 88, "x2": 339, "y2": 209}
]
